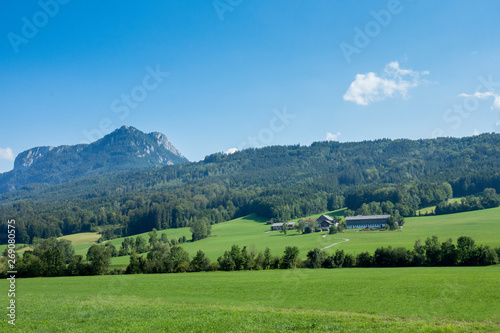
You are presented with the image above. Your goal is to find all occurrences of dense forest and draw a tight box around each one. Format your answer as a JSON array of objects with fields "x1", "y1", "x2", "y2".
[{"x1": 1, "y1": 134, "x2": 500, "y2": 244}]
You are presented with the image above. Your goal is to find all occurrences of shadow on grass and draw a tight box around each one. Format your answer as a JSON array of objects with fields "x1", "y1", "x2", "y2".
[
  {"x1": 239, "y1": 214, "x2": 269, "y2": 224},
  {"x1": 268, "y1": 233, "x2": 301, "y2": 237}
]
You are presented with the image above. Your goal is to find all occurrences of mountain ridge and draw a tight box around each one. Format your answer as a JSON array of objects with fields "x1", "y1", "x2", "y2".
[{"x1": 0, "y1": 126, "x2": 188, "y2": 193}]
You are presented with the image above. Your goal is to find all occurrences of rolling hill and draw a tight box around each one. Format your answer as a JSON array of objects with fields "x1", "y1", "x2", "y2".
[
  {"x1": 1, "y1": 133, "x2": 500, "y2": 244},
  {"x1": 51, "y1": 207, "x2": 500, "y2": 266}
]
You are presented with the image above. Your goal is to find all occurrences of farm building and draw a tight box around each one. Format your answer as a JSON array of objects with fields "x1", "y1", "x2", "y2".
[
  {"x1": 271, "y1": 222, "x2": 296, "y2": 231},
  {"x1": 316, "y1": 215, "x2": 339, "y2": 231},
  {"x1": 345, "y1": 215, "x2": 390, "y2": 229}
]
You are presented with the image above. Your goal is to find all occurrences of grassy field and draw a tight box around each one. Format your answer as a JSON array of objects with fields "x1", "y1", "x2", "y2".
[
  {"x1": 1, "y1": 266, "x2": 498, "y2": 332},
  {"x1": 105, "y1": 207, "x2": 500, "y2": 267},
  {"x1": 332, "y1": 207, "x2": 500, "y2": 254},
  {"x1": 107, "y1": 211, "x2": 344, "y2": 267},
  {"x1": 4, "y1": 207, "x2": 499, "y2": 269},
  {"x1": 0, "y1": 232, "x2": 101, "y2": 256},
  {"x1": 416, "y1": 198, "x2": 463, "y2": 215},
  {"x1": 2, "y1": 209, "x2": 499, "y2": 331},
  {"x1": 59, "y1": 232, "x2": 101, "y2": 245}
]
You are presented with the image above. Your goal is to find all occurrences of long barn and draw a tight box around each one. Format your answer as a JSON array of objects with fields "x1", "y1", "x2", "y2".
[{"x1": 345, "y1": 215, "x2": 390, "y2": 229}]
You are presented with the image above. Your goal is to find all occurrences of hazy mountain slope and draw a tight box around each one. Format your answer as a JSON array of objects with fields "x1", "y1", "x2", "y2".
[{"x1": 0, "y1": 126, "x2": 188, "y2": 193}]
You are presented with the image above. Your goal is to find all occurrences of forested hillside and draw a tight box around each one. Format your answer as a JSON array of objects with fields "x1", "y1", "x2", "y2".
[{"x1": 1, "y1": 134, "x2": 499, "y2": 244}]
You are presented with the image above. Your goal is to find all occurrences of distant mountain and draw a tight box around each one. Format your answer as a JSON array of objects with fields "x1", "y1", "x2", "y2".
[{"x1": 0, "y1": 126, "x2": 188, "y2": 193}]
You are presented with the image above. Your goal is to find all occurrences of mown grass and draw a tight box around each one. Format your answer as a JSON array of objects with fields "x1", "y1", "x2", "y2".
[
  {"x1": 59, "y1": 232, "x2": 101, "y2": 246},
  {"x1": 333, "y1": 207, "x2": 500, "y2": 254},
  {"x1": 108, "y1": 207, "x2": 500, "y2": 266},
  {"x1": 6, "y1": 207, "x2": 497, "y2": 268},
  {"x1": 0, "y1": 232, "x2": 101, "y2": 255},
  {"x1": 416, "y1": 198, "x2": 463, "y2": 215},
  {"x1": 1, "y1": 266, "x2": 498, "y2": 332}
]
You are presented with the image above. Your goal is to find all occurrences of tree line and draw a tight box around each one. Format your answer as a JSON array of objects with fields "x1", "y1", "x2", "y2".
[
  {"x1": 2, "y1": 234, "x2": 497, "y2": 279},
  {"x1": 434, "y1": 189, "x2": 500, "y2": 215}
]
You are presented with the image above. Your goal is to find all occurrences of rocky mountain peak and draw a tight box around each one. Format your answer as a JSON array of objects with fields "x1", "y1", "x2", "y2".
[{"x1": 0, "y1": 126, "x2": 189, "y2": 193}]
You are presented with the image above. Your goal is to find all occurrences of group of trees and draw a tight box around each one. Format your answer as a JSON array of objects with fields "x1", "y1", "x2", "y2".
[
  {"x1": 435, "y1": 189, "x2": 500, "y2": 215},
  {"x1": 121, "y1": 235, "x2": 500, "y2": 274},
  {"x1": 343, "y1": 182, "x2": 454, "y2": 217},
  {"x1": 304, "y1": 248, "x2": 356, "y2": 268},
  {"x1": 359, "y1": 236, "x2": 499, "y2": 267},
  {"x1": 329, "y1": 222, "x2": 346, "y2": 234},
  {"x1": 297, "y1": 236, "x2": 498, "y2": 269},
  {"x1": 3, "y1": 235, "x2": 498, "y2": 279},
  {"x1": 191, "y1": 218, "x2": 212, "y2": 241},
  {"x1": 117, "y1": 229, "x2": 186, "y2": 256},
  {"x1": 127, "y1": 244, "x2": 303, "y2": 274},
  {"x1": 3, "y1": 238, "x2": 114, "y2": 278}
]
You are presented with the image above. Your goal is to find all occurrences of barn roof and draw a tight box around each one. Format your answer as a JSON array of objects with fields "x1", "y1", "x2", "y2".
[
  {"x1": 345, "y1": 215, "x2": 390, "y2": 221},
  {"x1": 316, "y1": 215, "x2": 334, "y2": 223},
  {"x1": 271, "y1": 222, "x2": 295, "y2": 227}
]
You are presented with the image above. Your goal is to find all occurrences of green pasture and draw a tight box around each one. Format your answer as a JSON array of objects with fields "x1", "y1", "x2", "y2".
[
  {"x1": 416, "y1": 197, "x2": 463, "y2": 215},
  {"x1": 0, "y1": 232, "x2": 101, "y2": 256},
  {"x1": 7, "y1": 207, "x2": 498, "y2": 269},
  {"x1": 108, "y1": 207, "x2": 500, "y2": 266},
  {"x1": 108, "y1": 211, "x2": 343, "y2": 266},
  {"x1": 332, "y1": 207, "x2": 500, "y2": 254},
  {"x1": 1, "y1": 266, "x2": 498, "y2": 332}
]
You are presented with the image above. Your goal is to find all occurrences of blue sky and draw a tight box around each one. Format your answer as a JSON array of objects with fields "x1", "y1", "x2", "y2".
[{"x1": 1, "y1": 0, "x2": 500, "y2": 173}]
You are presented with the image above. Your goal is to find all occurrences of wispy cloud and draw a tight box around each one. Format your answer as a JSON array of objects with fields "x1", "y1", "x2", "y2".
[
  {"x1": 473, "y1": 129, "x2": 480, "y2": 136},
  {"x1": 225, "y1": 148, "x2": 238, "y2": 155},
  {"x1": 326, "y1": 132, "x2": 341, "y2": 141},
  {"x1": 343, "y1": 61, "x2": 429, "y2": 106},
  {"x1": 459, "y1": 91, "x2": 500, "y2": 110},
  {"x1": 0, "y1": 147, "x2": 15, "y2": 161}
]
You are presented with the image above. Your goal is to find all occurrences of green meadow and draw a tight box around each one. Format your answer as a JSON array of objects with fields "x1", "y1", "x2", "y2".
[
  {"x1": 1, "y1": 266, "x2": 499, "y2": 332},
  {"x1": 0, "y1": 232, "x2": 101, "y2": 255},
  {"x1": 2, "y1": 207, "x2": 499, "y2": 331},
  {"x1": 332, "y1": 207, "x2": 500, "y2": 254},
  {"x1": 104, "y1": 207, "x2": 500, "y2": 267},
  {"x1": 416, "y1": 197, "x2": 463, "y2": 215},
  {"x1": 4, "y1": 207, "x2": 499, "y2": 269}
]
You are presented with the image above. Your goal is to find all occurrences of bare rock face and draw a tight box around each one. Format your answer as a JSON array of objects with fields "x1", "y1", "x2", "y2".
[{"x1": 0, "y1": 126, "x2": 188, "y2": 193}]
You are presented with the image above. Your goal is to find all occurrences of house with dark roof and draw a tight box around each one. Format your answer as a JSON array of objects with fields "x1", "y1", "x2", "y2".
[
  {"x1": 345, "y1": 215, "x2": 390, "y2": 229},
  {"x1": 316, "y1": 215, "x2": 338, "y2": 231}
]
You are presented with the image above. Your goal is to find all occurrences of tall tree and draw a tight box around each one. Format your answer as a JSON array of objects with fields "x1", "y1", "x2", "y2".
[{"x1": 86, "y1": 244, "x2": 111, "y2": 275}]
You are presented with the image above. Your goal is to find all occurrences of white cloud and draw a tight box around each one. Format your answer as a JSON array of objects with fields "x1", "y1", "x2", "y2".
[
  {"x1": 496, "y1": 121, "x2": 500, "y2": 126},
  {"x1": 225, "y1": 148, "x2": 238, "y2": 155},
  {"x1": 0, "y1": 147, "x2": 15, "y2": 161},
  {"x1": 494, "y1": 96, "x2": 500, "y2": 110},
  {"x1": 473, "y1": 129, "x2": 480, "y2": 136},
  {"x1": 459, "y1": 91, "x2": 494, "y2": 99},
  {"x1": 326, "y1": 132, "x2": 341, "y2": 141},
  {"x1": 343, "y1": 61, "x2": 429, "y2": 106},
  {"x1": 459, "y1": 91, "x2": 500, "y2": 110}
]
